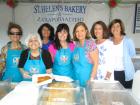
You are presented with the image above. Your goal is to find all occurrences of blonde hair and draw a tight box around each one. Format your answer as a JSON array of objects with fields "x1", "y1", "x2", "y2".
[{"x1": 25, "y1": 34, "x2": 42, "y2": 48}]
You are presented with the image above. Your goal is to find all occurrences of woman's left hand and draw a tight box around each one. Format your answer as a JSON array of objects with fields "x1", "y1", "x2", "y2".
[
  {"x1": 46, "y1": 68, "x2": 52, "y2": 74},
  {"x1": 104, "y1": 71, "x2": 112, "y2": 80}
]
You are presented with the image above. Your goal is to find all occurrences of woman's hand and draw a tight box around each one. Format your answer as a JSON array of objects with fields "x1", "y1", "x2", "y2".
[
  {"x1": 22, "y1": 71, "x2": 31, "y2": 79},
  {"x1": 19, "y1": 68, "x2": 31, "y2": 79},
  {"x1": 104, "y1": 71, "x2": 112, "y2": 80},
  {"x1": 46, "y1": 68, "x2": 52, "y2": 74},
  {"x1": 89, "y1": 48, "x2": 99, "y2": 81},
  {"x1": 90, "y1": 77, "x2": 94, "y2": 81}
]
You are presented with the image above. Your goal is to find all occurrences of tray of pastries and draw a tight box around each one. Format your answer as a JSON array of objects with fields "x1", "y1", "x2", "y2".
[{"x1": 37, "y1": 81, "x2": 88, "y2": 105}]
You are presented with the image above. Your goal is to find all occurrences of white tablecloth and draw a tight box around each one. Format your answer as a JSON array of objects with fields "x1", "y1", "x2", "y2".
[{"x1": 0, "y1": 81, "x2": 39, "y2": 105}]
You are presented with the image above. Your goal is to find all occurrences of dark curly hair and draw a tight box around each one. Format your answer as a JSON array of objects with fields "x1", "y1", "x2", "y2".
[{"x1": 38, "y1": 23, "x2": 54, "y2": 41}]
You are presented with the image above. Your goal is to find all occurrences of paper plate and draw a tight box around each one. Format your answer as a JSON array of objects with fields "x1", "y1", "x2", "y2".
[{"x1": 53, "y1": 75, "x2": 73, "y2": 82}]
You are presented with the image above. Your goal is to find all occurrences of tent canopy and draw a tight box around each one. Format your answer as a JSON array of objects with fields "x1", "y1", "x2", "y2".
[{"x1": 15, "y1": 0, "x2": 140, "y2": 3}]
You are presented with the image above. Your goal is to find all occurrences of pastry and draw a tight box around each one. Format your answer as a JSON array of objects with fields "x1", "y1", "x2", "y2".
[{"x1": 37, "y1": 76, "x2": 51, "y2": 83}]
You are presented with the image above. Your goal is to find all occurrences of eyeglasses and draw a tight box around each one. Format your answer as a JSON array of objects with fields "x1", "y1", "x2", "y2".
[{"x1": 9, "y1": 32, "x2": 22, "y2": 35}]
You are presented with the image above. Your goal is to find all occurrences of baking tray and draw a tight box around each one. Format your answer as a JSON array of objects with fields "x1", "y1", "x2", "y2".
[
  {"x1": 0, "y1": 81, "x2": 16, "y2": 99},
  {"x1": 91, "y1": 90, "x2": 139, "y2": 105},
  {"x1": 89, "y1": 80, "x2": 125, "y2": 90},
  {"x1": 37, "y1": 81, "x2": 88, "y2": 105}
]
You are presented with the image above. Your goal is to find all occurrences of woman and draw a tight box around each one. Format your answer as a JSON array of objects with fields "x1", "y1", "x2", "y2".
[
  {"x1": 72, "y1": 22, "x2": 98, "y2": 87},
  {"x1": 48, "y1": 23, "x2": 75, "y2": 79},
  {"x1": 90, "y1": 21, "x2": 114, "y2": 80},
  {"x1": 18, "y1": 34, "x2": 52, "y2": 81},
  {"x1": 38, "y1": 23, "x2": 54, "y2": 50},
  {"x1": 109, "y1": 19, "x2": 136, "y2": 88},
  {"x1": 1, "y1": 22, "x2": 26, "y2": 82}
]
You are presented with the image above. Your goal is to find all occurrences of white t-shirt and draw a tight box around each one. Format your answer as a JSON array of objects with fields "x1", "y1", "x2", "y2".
[
  {"x1": 96, "y1": 39, "x2": 114, "y2": 80},
  {"x1": 113, "y1": 39, "x2": 124, "y2": 71}
]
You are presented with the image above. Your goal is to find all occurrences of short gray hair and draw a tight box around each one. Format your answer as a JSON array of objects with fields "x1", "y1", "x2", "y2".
[{"x1": 25, "y1": 33, "x2": 42, "y2": 48}]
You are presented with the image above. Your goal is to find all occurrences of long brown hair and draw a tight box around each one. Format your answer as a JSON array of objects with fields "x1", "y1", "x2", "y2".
[
  {"x1": 73, "y1": 22, "x2": 91, "y2": 41},
  {"x1": 90, "y1": 21, "x2": 109, "y2": 39}
]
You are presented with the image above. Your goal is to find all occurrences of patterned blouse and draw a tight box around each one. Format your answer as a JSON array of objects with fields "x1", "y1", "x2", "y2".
[
  {"x1": 75, "y1": 39, "x2": 97, "y2": 63},
  {"x1": 0, "y1": 41, "x2": 26, "y2": 72}
]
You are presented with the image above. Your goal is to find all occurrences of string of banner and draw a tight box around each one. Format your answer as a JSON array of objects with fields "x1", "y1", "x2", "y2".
[{"x1": 0, "y1": 0, "x2": 122, "y2": 8}]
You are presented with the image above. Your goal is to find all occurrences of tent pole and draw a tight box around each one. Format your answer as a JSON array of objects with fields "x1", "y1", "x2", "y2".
[{"x1": 12, "y1": 8, "x2": 15, "y2": 23}]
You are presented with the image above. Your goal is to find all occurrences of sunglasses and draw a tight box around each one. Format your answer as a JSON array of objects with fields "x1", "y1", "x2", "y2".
[{"x1": 9, "y1": 32, "x2": 22, "y2": 35}]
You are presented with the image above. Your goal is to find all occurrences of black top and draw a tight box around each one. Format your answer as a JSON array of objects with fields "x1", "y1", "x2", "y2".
[{"x1": 18, "y1": 49, "x2": 52, "y2": 69}]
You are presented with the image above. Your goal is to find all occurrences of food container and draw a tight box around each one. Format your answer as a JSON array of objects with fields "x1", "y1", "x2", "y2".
[
  {"x1": 0, "y1": 81, "x2": 16, "y2": 99},
  {"x1": 91, "y1": 90, "x2": 140, "y2": 105},
  {"x1": 37, "y1": 81, "x2": 88, "y2": 105},
  {"x1": 89, "y1": 80, "x2": 125, "y2": 90}
]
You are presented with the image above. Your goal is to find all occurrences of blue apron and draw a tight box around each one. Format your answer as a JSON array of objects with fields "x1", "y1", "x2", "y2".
[
  {"x1": 53, "y1": 48, "x2": 74, "y2": 79},
  {"x1": 2, "y1": 49, "x2": 23, "y2": 82},
  {"x1": 23, "y1": 50, "x2": 46, "y2": 81},
  {"x1": 72, "y1": 43, "x2": 93, "y2": 87}
]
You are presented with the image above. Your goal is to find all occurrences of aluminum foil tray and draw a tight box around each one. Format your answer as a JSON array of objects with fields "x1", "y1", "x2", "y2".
[
  {"x1": 37, "y1": 82, "x2": 88, "y2": 105},
  {"x1": 90, "y1": 80, "x2": 125, "y2": 90},
  {"x1": 0, "y1": 81, "x2": 16, "y2": 99},
  {"x1": 92, "y1": 90, "x2": 139, "y2": 105}
]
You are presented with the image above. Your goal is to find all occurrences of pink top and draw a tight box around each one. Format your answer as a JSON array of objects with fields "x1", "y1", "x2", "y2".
[{"x1": 48, "y1": 42, "x2": 75, "y2": 62}]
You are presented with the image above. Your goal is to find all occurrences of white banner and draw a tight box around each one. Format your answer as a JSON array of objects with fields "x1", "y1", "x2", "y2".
[
  {"x1": 33, "y1": 4, "x2": 86, "y2": 23},
  {"x1": 15, "y1": 3, "x2": 109, "y2": 36},
  {"x1": 15, "y1": 3, "x2": 89, "y2": 36},
  {"x1": 0, "y1": 3, "x2": 111, "y2": 50}
]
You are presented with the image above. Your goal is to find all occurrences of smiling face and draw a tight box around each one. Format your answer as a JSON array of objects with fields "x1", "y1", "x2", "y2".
[
  {"x1": 9, "y1": 28, "x2": 21, "y2": 42},
  {"x1": 28, "y1": 36, "x2": 40, "y2": 50},
  {"x1": 75, "y1": 25, "x2": 87, "y2": 41},
  {"x1": 94, "y1": 24, "x2": 104, "y2": 39},
  {"x1": 58, "y1": 29, "x2": 68, "y2": 42},
  {"x1": 111, "y1": 23, "x2": 121, "y2": 37},
  {"x1": 42, "y1": 26, "x2": 50, "y2": 39}
]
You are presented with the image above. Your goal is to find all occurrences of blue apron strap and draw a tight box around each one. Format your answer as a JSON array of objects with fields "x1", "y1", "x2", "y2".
[
  {"x1": 39, "y1": 49, "x2": 43, "y2": 62},
  {"x1": 83, "y1": 40, "x2": 87, "y2": 50},
  {"x1": 27, "y1": 50, "x2": 31, "y2": 60}
]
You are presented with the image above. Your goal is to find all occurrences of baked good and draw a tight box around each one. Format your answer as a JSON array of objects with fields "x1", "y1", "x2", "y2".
[
  {"x1": 41, "y1": 82, "x2": 74, "y2": 105},
  {"x1": 37, "y1": 76, "x2": 51, "y2": 83}
]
